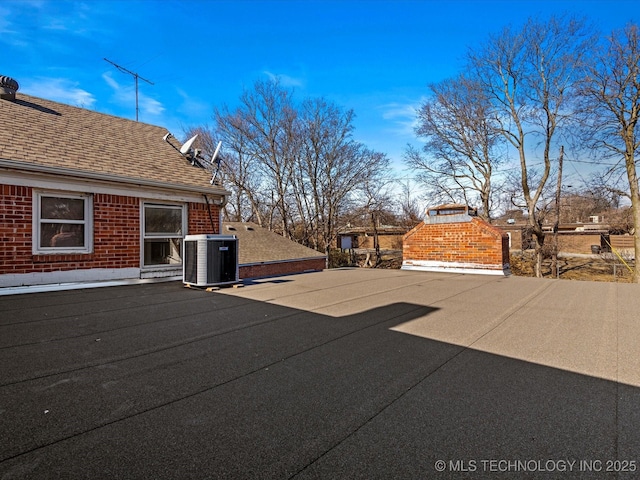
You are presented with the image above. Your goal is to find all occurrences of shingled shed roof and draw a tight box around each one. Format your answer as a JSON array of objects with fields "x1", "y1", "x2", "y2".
[
  {"x1": 0, "y1": 93, "x2": 227, "y2": 196},
  {"x1": 223, "y1": 222, "x2": 326, "y2": 265}
]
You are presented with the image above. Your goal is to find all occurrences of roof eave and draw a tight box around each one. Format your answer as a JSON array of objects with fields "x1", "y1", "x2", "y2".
[{"x1": 0, "y1": 158, "x2": 230, "y2": 198}]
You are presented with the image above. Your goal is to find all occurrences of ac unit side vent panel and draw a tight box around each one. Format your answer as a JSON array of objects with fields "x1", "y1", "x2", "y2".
[{"x1": 184, "y1": 240, "x2": 198, "y2": 284}]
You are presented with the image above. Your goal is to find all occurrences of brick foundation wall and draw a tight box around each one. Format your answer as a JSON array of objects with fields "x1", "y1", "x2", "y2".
[
  {"x1": 403, "y1": 217, "x2": 509, "y2": 272},
  {"x1": 239, "y1": 258, "x2": 325, "y2": 279}
]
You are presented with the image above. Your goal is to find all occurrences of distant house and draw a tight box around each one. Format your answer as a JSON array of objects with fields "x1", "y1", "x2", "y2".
[
  {"x1": 222, "y1": 222, "x2": 326, "y2": 279},
  {"x1": 493, "y1": 210, "x2": 612, "y2": 254},
  {"x1": 0, "y1": 75, "x2": 229, "y2": 288},
  {"x1": 337, "y1": 226, "x2": 406, "y2": 251}
]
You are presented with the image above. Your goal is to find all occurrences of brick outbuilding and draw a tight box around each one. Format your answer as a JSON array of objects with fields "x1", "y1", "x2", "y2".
[
  {"x1": 402, "y1": 204, "x2": 510, "y2": 276},
  {"x1": 223, "y1": 222, "x2": 326, "y2": 279}
]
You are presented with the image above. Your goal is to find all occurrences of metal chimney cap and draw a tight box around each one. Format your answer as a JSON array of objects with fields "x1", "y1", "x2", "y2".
[{"x1": 0, "y1": 75, "x2": 19, "y2": 100}]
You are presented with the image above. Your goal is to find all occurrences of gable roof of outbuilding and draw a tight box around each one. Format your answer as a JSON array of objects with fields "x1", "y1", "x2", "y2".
[
  {"x1": 0, "y1": 93, "x2": 227, "y2": 196},
  {"x1": 223, "y1": 222, "x2": 326, "y2": 265}
]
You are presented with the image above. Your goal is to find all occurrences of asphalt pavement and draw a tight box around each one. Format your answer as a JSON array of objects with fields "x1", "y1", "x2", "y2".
[{"x1": 1, "y1": 268, "x2": 638, "y2": 479}]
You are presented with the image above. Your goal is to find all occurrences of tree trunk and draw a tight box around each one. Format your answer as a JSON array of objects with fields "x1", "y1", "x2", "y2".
[
  {"x1": 534, "y1": 233, "x2": 545, "y2": 278},
  {"x1": 632, "y1": 198, "x2": 640, "y2": 283},
  {"x1": 623, "y1": 149, "x2": 640, "y2": 283}
]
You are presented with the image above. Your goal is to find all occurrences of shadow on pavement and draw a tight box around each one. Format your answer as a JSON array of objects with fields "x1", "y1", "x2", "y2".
[{"x1": 0, "y1": 282, "x2": 636, "y2": 479}]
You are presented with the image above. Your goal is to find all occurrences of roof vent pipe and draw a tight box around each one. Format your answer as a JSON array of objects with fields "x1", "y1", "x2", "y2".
[{"x1": 0, "y1": 75, "x2": 19, "y2": 101}]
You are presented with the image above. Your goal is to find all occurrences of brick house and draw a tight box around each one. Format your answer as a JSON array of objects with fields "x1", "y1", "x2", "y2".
[
  {"x1": 223, "y1": 222, "x2": 326, "y2": 279},
  {"x1": 402, "y1": 204, "x2": 510, "y2": 276},
  {"x1": 0, "y1": 77, "x2": 229, "y2": 289}
]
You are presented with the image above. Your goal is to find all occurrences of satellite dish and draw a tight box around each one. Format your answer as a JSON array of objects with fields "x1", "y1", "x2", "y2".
[
  {"x1": 211, "y1": 141, "x2": 222, "y2": 164},
  {"x1": 180, "y1": 134, "x2": 198, "y2": 155}
]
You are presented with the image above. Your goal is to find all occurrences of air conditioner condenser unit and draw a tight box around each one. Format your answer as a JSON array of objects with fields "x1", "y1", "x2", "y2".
[{"x1": 183, "y1": 234, "x2": 239, "y2": 287}]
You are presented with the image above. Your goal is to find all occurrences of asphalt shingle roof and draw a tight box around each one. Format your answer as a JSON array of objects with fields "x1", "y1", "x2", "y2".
[
  {"x1": 0, "y1": 93, "x2": 226, "y2": 195},
  {"x1": 223, "y1": 222, "x2": 326, "y2": 264}
]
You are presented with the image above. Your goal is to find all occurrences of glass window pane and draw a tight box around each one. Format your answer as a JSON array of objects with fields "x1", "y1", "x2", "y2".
[
  {"x1": 41, "y1": 197, "x2": 85, "y2": 220},
  {"x1": 143, "y1": 239, "x2": 182, "y2": 265},
  {"x1": 145, "y1": 206, "x2": 182, "y2": 235},
  {"x1": 41, "y1": 224, "x2": 85, "y2": 248}
]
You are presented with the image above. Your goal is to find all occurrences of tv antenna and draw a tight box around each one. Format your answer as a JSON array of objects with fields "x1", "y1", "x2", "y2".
[{"x1": 104, "y1": 58, "x2": 154, "y2": 121}]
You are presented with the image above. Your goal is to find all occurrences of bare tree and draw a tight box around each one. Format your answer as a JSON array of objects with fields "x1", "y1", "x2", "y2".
[
  {"x1": 296, "y1": 98, "x2": 351, "y2": 251},
  {"x1": 211, "y1": 78, "x2": 389, "y2": 258},
  {"x1": 468, "y1": 15, "x2": 596, "y2": 276},
  {"x1": 557, "y1": 187, "x2": 618, "y2": 224},
  {"x1": 396, "y1": 178, "x2": 424, "y2": 229},
  {"x1": 296, "y1": 97, "x2": 387, "y2": 255},
  {"x1": 580, "y1": 23, "x2": 640, "y2": 281},
  {"x1": 215, "y1": 112, "x2": 269, "y2": 225},
  {"x1": 184, "y1": 122, "x2": 266, "y2": 224},
  {"x1": 405, "y1": 74, "x2": 504, "y2": 221},
  {"x1": 216, "y1": 78, "x2": 298, "y2": 236},
  {"x1": 354, "y1": 177, "x2": 396, "y2": 267}
]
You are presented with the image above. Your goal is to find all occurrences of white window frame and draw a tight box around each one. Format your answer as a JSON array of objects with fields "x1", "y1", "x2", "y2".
[
  {"x1": 33, "y1": 191, "x2": 93, "y2": 254},
  {"x1": 141, "y1": 202, "x2": 187, "y2": 269}
]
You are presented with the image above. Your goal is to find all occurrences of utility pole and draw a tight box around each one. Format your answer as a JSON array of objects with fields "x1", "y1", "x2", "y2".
[
  {"x1": 551, "y1": 145, "x2": 564, "y2": 278},
  {"x1": 103, "y1": 58, "x2": 154, "y2": 121}
]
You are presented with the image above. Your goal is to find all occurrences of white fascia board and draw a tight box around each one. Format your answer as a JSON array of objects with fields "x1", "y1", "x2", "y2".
[{"x1": 0, "y1": 159, "x2": 229, "y2": 203}]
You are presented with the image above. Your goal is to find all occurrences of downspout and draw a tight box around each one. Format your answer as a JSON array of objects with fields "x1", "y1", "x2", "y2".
[
  {"x1": 203, "y1": 194, "x2": 228, "y2": 234},
  {"x1": 203, "y1": 194, "x2": 216, "y2": 233}
]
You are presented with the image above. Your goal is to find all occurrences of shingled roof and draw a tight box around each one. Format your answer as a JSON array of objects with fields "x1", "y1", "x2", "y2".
[
  {"x1": 0, "y1": 93, "x2": 227, "y2": 196},
  {"x1": 223, "y1": 222, "x2": 326, "y2": 265}
]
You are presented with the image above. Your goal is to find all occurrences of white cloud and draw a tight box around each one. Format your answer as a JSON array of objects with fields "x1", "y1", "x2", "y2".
[
  {"x1": 0, "y1": 6, "x2": 29, "y2": 47},
  {"x1": 176, "y1": 88, "x2": 210, "y2": 118},
  {"x1": 379, "y1": 100, "x2": 421, "y2": 137},
  {"x1": 20, "y1": 77, "x2": 96, "y2": 108},
  {"x1": 0, "y1": 7, "x2": 13, "y2": 33},
  {"x1": 263, "y1": 70, "x2": 305, "y2": 88},
  {"x1": 102, "y1": 71, "x2": 164, "y2": 117},
  {"x1": 140, "y1": 96, "x2": 165, "y2": 116},
  {"x1": 102, "y1": 72, "x2": 120, "y2": 90}
]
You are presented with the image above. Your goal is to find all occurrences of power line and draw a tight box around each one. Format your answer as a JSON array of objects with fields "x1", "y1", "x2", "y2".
[{"x1": 103, "y1": 58, "x2": 154, "y2": 121}]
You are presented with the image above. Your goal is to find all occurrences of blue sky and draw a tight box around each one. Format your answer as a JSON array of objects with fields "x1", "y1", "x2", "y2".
[{"x1": 2, "y1": 0, "x2": 638, "y2": 180}]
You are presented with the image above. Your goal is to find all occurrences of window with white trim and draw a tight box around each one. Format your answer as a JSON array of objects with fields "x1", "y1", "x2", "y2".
[
  {"x1": 142, "y1": 203, "x2": 185, "y2": 267},
  {"x1": 33, "y1": 192, "x2": 93, "y2": 254}
]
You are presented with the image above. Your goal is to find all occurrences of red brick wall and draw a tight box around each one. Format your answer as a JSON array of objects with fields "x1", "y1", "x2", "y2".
[
  {"x1": 1, "y1": 184, "x2": 221, "y2": 276},
  {"x1": 239, "y1": 258, "x2": 325, "y2": 279},
  {"x1": 91, "y1": 194, "x2": 140, "y2": 269},
  {"x1": 188, "y1": 202, "x2": 220, "y2": 235},
  {"x1": 403, "y1": 217, "x2": 509, "y2": 269},
  {"x1": 0, "y1": 185, "x2": 32, "y2": 275}
]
